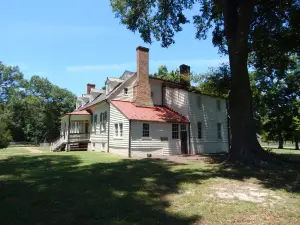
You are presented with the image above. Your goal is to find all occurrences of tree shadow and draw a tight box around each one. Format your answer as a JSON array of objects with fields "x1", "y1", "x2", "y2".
[{"x1": 0, "y1": 155, "x2": 200, "y2": 225}]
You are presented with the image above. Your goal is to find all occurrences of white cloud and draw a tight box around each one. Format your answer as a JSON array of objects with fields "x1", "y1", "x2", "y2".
[{"x1": 65, "y1": 58, "x2": 228, "y2": 73}]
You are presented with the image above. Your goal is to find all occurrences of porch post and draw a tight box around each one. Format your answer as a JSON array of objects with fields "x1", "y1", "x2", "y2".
[{"x1": 66, "y1": 115, "x2": 71, "y2": 151}]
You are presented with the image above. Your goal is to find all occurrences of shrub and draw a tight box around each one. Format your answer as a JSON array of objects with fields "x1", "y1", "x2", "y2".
[{"x1": 0, "y1": 121, "x2": 12, "y2": 149}]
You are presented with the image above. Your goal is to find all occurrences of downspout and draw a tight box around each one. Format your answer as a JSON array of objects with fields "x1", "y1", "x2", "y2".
[
  {"x1": 128, "y1": 120, "x2": 132, "y2": 158},
  {"x1": 107, "y1": 101, "x2": 110, "y2": 153},
  {"x1": 67, "y1": 115, "x2": 71, "y2": 151},
  {"x1": 188, "y1": 122, "x2": 191, "y2": 154}
]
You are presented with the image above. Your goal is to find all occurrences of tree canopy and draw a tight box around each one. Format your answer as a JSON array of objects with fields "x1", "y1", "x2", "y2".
[
  {"x1": 0, "y1": 62, "x2": 76, "y2": 147},
  {"x1": 110, "y1": 0, "x2": 300, "y2": 164}
]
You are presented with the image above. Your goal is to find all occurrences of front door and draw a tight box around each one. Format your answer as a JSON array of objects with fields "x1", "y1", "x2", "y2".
[
  {"x1": 85, "y1": 121, "x2": 89, "y2": 134},
  {"x1": 180, "y1": 130, "x2": 188, "y2": 154}
]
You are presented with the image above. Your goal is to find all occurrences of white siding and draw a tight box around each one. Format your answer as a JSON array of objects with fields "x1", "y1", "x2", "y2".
[
  {"x1": 164, "y1": 87, "x2": 229, "y2": 154},
  {"x1": 109, "y1": 104, "x2": 130, "y2": 156},
  {"x1": 149, "y1": 79, "x2": 163, "y2": 105},
  {"x1": 110, "y1": 74, "x2": 136, "y2": 102},
  {"x1": 130, "y1": 121, "x2": 181, "y2": 157},
  {"x1": 89, "y1": 102, "x2": 109, "y2": 152}
]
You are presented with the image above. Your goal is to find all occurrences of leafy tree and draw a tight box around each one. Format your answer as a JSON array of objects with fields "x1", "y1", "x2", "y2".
[
  {"x1": 0, "y1": 120, "x2": 12, "y2": 149},
  {"x1": 0, "y1": 62, "x2": 76, "y2": 143},
  {"x1": 110, "y1": 0, "x2": 300, "y2": 164},
  {"x1": 152, "y1": 65, "x2": 180, "y2": 81},
  {"x1": 0, "y1": 62, "x2": 23, "y2": 103}
]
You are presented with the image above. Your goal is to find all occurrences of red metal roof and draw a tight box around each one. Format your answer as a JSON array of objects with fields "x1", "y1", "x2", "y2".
[
  {"x1": 66, "y1": 110, "x2": 91, "y2": 115},
  {"x1": 111, "y1": 100, "x2": 189, "y2": 123}
]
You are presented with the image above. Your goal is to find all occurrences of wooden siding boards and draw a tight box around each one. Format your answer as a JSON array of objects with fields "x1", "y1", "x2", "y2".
[
  {"x1": 130, "y1": 121, "x2": 181, "y2": 157},
  {"x1": 164, "y1": 87, "x2": 229, "y2": 154},
  {"x1": 108, "y1": 103, "x2": 130, "y2": 156},
  {"x1": 109, "y1": 74, "x2": 136, "y2": 102},
  {"x1": 149, "y1": 79, "x2": 163, "y2": 105},
  {"x1": 88, "y1": 102, "x2": 109, "y2": 152}
]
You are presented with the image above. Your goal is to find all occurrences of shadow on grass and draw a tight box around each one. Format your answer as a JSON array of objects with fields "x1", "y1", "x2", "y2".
[
  {"x1": 185, "y1": 153, "x2": 300, "y2": 193},
  {"x1": 0, "y1": 155, "x2": 200, "y2": 225}
]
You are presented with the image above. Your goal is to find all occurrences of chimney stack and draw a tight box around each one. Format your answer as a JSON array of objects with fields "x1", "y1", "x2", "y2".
[
  {"x1": 87, "y1": 83, "x2": 96, "y2": 94},
  {"x1": 134, "y1": 46, "x2": 154, "y2": 108},
  {"x1": 179, "y1": 64, "x2": 191, "y2": 86}
]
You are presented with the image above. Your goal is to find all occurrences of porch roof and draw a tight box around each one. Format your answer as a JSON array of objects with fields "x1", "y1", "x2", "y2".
[
  {"x1": 111, "y1": 100, "x2": 189, "y2": 123},
  {"x1": 66, "y1": 110, "x2": 91, "y2": 115}
]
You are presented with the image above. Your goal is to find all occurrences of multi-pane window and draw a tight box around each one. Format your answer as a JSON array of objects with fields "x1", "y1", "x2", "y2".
[
  {"x1": 217, "y1": 123, "x2": 222, "y2": 140},
  {"x1": 114, "y1": 123, "x2": 123, "y2": 138},
  {"x1": 93, "y1": 114, "x2": 97, "y2": 133},
  {"x1": 124, "y1": 88, "x2": 128, "y2": 95},
  {"x1": 197, "y1": 96, "x2": 202, "y2": 108},
  {"x1": 115, "y1": 123, "x2": 118, "y2": 137},
  {"x1": 197, "y1": 122, "x2": 202, "y2": 139},
  {"x1": 217, "y1": 99, "x2": 221, "y2": 111},
  {"x1": 100, "y1": 113, "x2": 103, "y2": 130},
  {"x1": 119, "y1": 123, "x2": 123, "y2": 137},
  {"x1": 172, "y1": 124, "x2": 179, "y2": 139},
  {"x1": 142, "y1": 123, "x2": 150, "y2": 137}
]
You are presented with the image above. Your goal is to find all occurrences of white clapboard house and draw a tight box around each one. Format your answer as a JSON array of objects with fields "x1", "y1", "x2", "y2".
[{"x1": 51, "y1": 46, "x2": 229, "y2": 157}]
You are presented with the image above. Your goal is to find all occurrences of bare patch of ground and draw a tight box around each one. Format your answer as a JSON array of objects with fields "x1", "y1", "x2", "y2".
[
  {"x1": 22, "y1": 147, "x2": 42, "y2": 153},
  {"x1": 207, "y1": 180, "x2": 284, "y2": 206},
  {"x1": 152, "y1": 154, "x2": 226, "y2": 164}
]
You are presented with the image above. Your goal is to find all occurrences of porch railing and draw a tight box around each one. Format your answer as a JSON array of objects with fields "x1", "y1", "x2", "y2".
[{"x1": 69, "y1": 133, "x2": 90, "y2": 141}]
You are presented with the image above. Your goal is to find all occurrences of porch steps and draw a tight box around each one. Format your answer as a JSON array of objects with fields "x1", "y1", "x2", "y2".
[{"x1": 69, "y1": 143, "x2": 88, "y2": 151}]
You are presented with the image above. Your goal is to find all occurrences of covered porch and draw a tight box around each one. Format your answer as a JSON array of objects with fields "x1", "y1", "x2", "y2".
[{"x1": 52, "y1": 110, "x2": 92, "y2": 151}]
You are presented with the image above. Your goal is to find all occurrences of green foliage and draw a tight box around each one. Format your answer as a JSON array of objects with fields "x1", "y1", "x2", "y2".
[
  {"x1": 197, "y1": 64, "x2": 231, "y2": 98},
  {"x1": 151, "y1": 65, "x2": 181, "y2": 82},
  {"x1": 0, "y1": 62, "x2": 76, "y2": 143},
  {"x1": 0, "y1": 121, "x2": 12, "y2": 149}
]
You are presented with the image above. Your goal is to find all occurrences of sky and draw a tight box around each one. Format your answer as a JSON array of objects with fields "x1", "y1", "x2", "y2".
[{"x1": 0, "y1": 0, "x2": 227, "y2": 96}]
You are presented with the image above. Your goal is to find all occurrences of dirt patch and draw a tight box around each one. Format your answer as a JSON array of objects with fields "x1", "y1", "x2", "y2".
[
  {"x1": 152, "y1": 154, "x2": 226, "y2": 164},
  {"x1": 207, "y1": 180, "x2": 284, "y2": 206},
  {"x1": 22, "y1": 147, "x2": 42, "y2": 153}
]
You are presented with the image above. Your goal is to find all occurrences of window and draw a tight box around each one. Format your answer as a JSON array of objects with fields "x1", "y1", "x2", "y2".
[
  {"x1": 115, "y1": 123, "x2": 118, "y2": 137},
  {"x1": 93, "y1": 114, "x2": 97, "y2": 133},
  {"x1": 172, "y1": 124, "x2": 179, "y2": 139},
  {"x1": 197, "y1": 122, "x2": 202, "y2": 139},
  {"x1": 197, "y1": 96, "x2": 202, "y2": 108},
  {"x1": 102, "y1": 111, "x2": 107, "y2": 132},
  {"x1": 124, "y1": 88, "x2": 128, "y2": 95},
  {"x1": 142, "y1": 123, "x2": 150, "y2": 137},
  {"x1": 217, "y1": 123, "x2": 222, "y2": 140},
  {"x1": 217, "y1": 99, "x2": 221, "y2": 111},
  {"x1": 119, "y1": 123, "x2": 123, "y2": 137},
  {"x1": 114, "y1": 123, "x2": 123, "y2": 138}
]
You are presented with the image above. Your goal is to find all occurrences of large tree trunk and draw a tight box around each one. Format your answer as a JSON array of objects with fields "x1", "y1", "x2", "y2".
[
  {"x1": 295, "y1": 135, "x2": 299, "y2": 150},
  {"x1": 223, "y1": 0, "x2": 268, "y2": 165},
  {"x1": 278, "y1": 136, "x2": 284, "y2": 149}
]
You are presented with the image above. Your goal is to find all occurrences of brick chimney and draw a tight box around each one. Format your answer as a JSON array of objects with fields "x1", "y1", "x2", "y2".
[
  {"x1": 134, "y1": 46, "x2": 154, "y2": 107},
  {"x1": 87, "y1": 83, "x2": 96, "y2": 94},
  {"x1": 179, "y1": 64, "x2": 191, "y2": 86}
]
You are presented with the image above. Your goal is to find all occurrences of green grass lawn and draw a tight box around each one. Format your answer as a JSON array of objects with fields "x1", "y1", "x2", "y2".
[{"x1": 0, "y1": 148, "x2": 299, "y2": 225}]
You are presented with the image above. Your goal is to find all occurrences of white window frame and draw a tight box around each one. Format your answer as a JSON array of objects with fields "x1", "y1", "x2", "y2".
[
  {"x1": 172, "y1": 124, "x2": 179, "y2": 139},
  {"x1": 114, "y1": 123, "x2": 123, "y2": 138},
  {"x1": 93, "y1": 114, "x2": 97, "y2": 133},
  {"x1": 142, "y1": 123, "x2": 150, "y2": 137}
]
